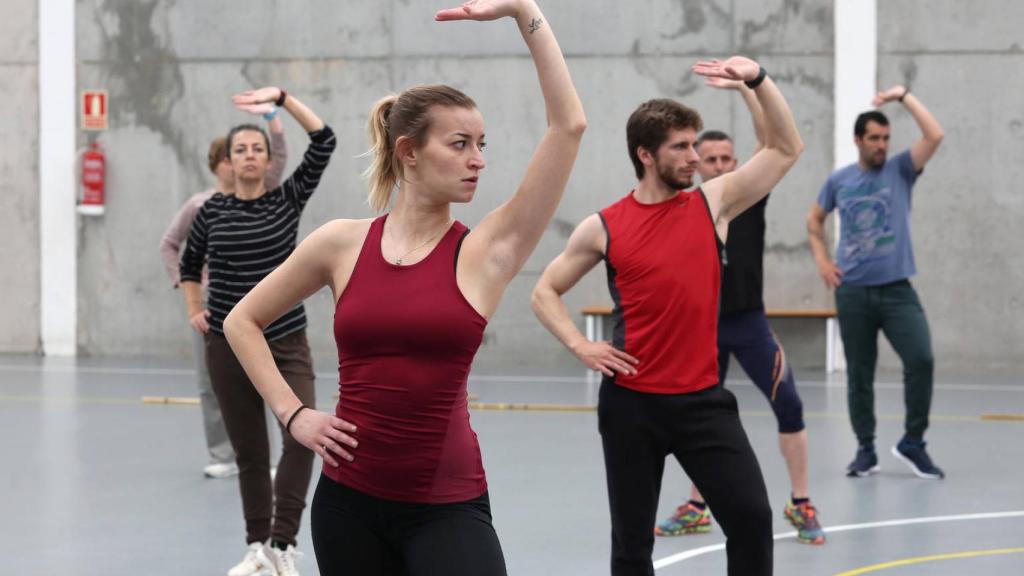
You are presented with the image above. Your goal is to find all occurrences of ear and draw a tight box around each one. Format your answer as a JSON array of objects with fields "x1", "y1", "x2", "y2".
[
  {"x1": 395, "y1": 135, "x2": 417, "y2": 168},
  {"x1": 636, "y1": 146, "x2": 655, "y2": 168}
]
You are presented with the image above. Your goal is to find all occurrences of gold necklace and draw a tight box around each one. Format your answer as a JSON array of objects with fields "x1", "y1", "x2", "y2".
[{"x1": 387, "y1": 217, "x2": 453, "y2": 265}]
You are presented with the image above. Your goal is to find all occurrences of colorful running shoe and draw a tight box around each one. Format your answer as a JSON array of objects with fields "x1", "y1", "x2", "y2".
[
  {"x1": 654, "y1": 502, "x2": 711, "y2": 536},
  {"x1": 784, "y1": 501, "x2": 826, "y2": 545}
]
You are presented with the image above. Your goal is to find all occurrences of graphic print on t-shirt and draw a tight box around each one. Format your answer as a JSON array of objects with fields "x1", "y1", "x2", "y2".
[{"x1": 838, "y1": 180, "x2": 895, "y2": 266}]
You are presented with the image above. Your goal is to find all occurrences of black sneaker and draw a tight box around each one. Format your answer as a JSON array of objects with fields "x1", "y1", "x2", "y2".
[
  {"x1": 846, "y1": 446, "x2": 880, "y2": 477},
  {"x1": 892, "y1": 440, "x2": 945, "y2": 479}
]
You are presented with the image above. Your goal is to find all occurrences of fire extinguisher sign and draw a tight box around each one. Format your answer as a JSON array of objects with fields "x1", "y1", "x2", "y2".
[{"x1": 82, "y1": 90, "x2": 108, "y2": 131}]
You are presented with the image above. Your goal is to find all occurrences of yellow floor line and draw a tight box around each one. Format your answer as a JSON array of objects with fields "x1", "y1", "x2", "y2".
[
  {"x1": 0, "y1": 394, "x2": 1019, "y2": 423},
  {"x1": 141, "y1": 396, "x2": 201, "y2": 406},
  {"x1": 981, "y1": 413, "x2": 1024, "y2": 421},
  {"x1": 834, "y1": 547, "x2": 1024, "y2": 575},
  {"x1": 0, "y1": 395, "x2": 136, "y2": 405}
]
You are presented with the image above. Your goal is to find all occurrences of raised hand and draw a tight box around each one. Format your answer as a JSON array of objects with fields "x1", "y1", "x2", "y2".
[
  {"x1": 288, "y1": 408, "x2": 359, "y2": 468},
  {"x1": 232, "y1": 87, "x2": 281, "y2": 115},
  {"x1": 872, "y1": 84, "x2": 907, "y2": 107},
  {"x1": 435, "y1": 0, "x2": 525, "y2": 22},
  {"x1": 692, "y1": 56, "x2": 761, "y2": 83},
  {"x1": 704, "y1": 76, "x2": 747, "y2": 91}
]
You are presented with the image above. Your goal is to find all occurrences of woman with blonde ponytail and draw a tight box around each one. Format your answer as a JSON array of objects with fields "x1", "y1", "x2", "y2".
[
  {"x1": 223, "y1": 1, "x2": 585, "y2": 573},
  {"x1": 364, "y1": 95, "x2": 399, "y2": 213}
]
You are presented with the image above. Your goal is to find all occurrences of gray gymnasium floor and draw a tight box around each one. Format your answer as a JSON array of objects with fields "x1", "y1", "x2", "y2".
[{"x1": 3, "y1": 355, "x2": 1023, "y2": 575}]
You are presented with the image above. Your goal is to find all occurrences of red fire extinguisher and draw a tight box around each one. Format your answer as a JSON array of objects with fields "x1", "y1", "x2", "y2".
[{"x1": 78, "y1": 141, "x2": 106, "y2": 215}]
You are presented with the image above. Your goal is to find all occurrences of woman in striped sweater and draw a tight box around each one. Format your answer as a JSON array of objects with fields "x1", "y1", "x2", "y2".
[
  {"x1": 160, "y1": 114, "x2": 288, "y2": 480},
  {"x1": 179, "y1": 88, "x2": 336, "y2": 576}
]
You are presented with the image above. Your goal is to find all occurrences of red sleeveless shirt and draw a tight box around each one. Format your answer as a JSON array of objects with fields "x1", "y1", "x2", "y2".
[
  {"x1": 327, "y1": 215, "x2": 488, "y2": 503},
  {"x1": 599, "y1": 189, "x2": 722, "y2": 394}
]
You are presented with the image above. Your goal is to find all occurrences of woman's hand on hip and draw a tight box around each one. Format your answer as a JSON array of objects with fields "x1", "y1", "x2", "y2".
[{"x1": 289, "y1": 409, "x2": 359, "y2": 468}]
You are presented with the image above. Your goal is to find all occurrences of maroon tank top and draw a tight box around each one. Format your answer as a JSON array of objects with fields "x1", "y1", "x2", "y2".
[
  {"x1": 327, "y1": 215, "x2": 488, "y2": 503},
  {"x1": 599, "y1": 189, "x2": 722, "y2": 394}
]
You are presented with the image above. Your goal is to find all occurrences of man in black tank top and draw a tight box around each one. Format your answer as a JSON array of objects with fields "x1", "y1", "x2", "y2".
[{"x1": 653, "y1": 81, "x2": 826, "y2": 546}]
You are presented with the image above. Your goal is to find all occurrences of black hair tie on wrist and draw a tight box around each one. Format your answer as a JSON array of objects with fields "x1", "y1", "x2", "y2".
[
  {"x1": 275, "y1": 89, "x2": 288, "y2": 107},
  {"x1": 744, "y1": 66, "x2": 768, "y2": 90},
  {"x1": 285, "y1": 405, "x2": 307, "y2": 434}
]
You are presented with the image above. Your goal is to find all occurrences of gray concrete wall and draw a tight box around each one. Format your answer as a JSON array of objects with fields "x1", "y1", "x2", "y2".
[
  {"x1": 0, "y1": 0, "x2": 40, "y2": 353},
  {"x1": 70, "y1": 0, "x2": 836, "y2": 373},
  {"x1": 37, "y1": 0, "x2": 1014, "y2": 375},
  {"x1": 877, "y1": 1, "x2": 1024, "y2": 373}
]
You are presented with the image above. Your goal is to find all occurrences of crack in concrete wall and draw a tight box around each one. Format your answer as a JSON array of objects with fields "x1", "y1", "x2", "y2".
[
  {"x1": 738, "y1": 0, "x2": 831, "y2": 53},
  {"x1": 765, "y1": 240, "x2": 811, "y2": 257},
  {"x1": 629, "y1": 41, "x2": 702, "y2": 99},
  {"x1": 91, "y1": 0, "x2": 195, "y2": 177},
  {"x1": 660, "y1": 0, "x2": 713, "y2": 41}
]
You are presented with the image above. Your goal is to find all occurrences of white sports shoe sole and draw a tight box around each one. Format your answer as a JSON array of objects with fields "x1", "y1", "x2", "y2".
[{"x1": 891, "y1": 445, "x2": 943, "y2": 479}]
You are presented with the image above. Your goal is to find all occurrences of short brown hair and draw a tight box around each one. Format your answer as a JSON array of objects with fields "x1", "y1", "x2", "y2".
[
  {"x1": 207, "y1": 137, "x2": 227, "y2": 174},
  {"x1": 364, "y1": 85, "x2": 477, "y2": 212},
  {"x1": 626, "y1": 99, "x2": 703, "y2": 179},
  {"x1": 226, "y1": 124, "x2": 271, "y2": 160}
]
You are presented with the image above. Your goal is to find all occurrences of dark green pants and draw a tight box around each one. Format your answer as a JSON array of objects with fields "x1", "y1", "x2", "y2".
[{"x1": 835, "y1": 280, "x2": 934, "y2": 446}]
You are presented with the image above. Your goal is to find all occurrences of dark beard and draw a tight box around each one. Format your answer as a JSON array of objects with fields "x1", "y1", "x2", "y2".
[
  {"x1": 865, "y1": 151, "x2": 887, "y2": 168},
  {"x1": 656, "y1": 162, "x2": 692, "y2": 191}
]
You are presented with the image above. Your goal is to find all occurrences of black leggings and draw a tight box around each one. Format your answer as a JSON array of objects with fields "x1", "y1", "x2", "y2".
[
  {"x1": 599, "y1": 380, "x2": 773, "y2": 576},
  {"x1": 718, "y1": 308, "x2": 805, "y2": 433},
  {"x1": 311, "y1": 474, "x2": 507, "y2": 576}
]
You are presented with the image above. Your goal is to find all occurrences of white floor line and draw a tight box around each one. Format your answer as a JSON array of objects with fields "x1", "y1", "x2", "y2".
[{"x1": 653, "y1": 510, "x2": 1024, "y2": 570}]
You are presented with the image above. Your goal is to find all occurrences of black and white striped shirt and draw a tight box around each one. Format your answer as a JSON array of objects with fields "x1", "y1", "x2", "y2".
[{"x1": 180, "y1": 126, "x2": 336, "y2": 341}]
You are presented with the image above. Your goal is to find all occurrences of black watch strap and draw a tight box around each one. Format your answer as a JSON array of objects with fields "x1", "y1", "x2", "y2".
[{"x1": 745, "y1": 67, "x2": 768, "y2": 90}]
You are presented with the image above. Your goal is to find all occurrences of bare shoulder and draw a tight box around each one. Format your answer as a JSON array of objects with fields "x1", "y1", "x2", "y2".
[
  {"x1": 308, "y1": 218, "x2": 375, "y2": 249},
  {"x1": 572, "y1": 213, "x2": 608, "y2": 254}
]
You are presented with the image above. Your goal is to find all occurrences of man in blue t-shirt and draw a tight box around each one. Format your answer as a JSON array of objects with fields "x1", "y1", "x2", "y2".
[{"x1": 807, "y1": 84, "x2": 945, "y2": 479}]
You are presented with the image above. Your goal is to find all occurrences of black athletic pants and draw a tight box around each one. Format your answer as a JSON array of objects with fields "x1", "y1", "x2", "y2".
[
  {"x1": 311, "y1": 474, "x2": 507, "y2": 576},
  {"x1": 599, "y1": 380, "x2": 773, "y2": 576}
]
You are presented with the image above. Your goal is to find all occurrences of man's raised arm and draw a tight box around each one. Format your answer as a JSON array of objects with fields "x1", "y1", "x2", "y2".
[
  {"x1": 694, "y1": 57, "x2": 804, "y2": 222},
  {"x1": 872, "y1": 84, "x2": 944, "y2": 172}
]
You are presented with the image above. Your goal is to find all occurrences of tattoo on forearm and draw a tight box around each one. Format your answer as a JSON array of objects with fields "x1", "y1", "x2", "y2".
[{"x1": 528, "y1": 17, "x2": 544, "y2": 34}]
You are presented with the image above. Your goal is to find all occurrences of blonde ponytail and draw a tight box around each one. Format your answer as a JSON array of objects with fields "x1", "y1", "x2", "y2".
[
  {"x1": 363, "y1": 95, "x2": 399, "y2": 213},
  {"x1": 362, "y1": 85, "x2": 477, "y2": 213}
]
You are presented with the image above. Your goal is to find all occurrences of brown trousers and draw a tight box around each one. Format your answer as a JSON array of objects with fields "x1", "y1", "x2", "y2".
[{"x1": 206, "y1": 330, "x2": 316, "y2": 546}]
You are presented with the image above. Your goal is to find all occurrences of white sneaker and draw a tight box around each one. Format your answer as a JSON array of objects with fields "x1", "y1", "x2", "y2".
[
  {"x1": 258, "y1": 543, "x2": 303, "y2": 576},
  {"x1": 204, "y1": 462, "x2": 240, "y2": 479},
  {"x1": 227, "y1": 542, "x2": 266, "y2": 576}
]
